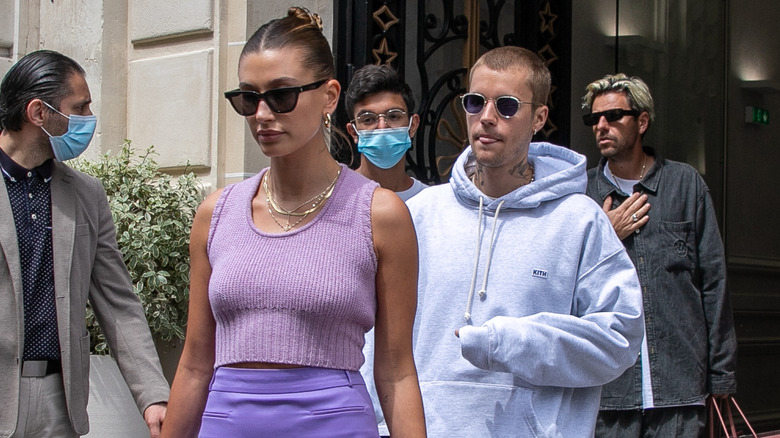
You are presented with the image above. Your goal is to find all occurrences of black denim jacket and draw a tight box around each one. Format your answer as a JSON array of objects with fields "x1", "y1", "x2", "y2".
[{"x1": 586, "y1": 148, "x2": 737, "y2": 409}]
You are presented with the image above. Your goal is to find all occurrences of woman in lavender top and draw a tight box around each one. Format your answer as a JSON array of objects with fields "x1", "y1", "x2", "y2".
[{"x1": 161, "y1": 7, "x2": 425, "y2": 438}]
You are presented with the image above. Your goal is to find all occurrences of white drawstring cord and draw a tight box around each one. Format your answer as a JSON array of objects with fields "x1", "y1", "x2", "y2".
[
  {"x1": 464, "y1": 197, "x2": 485, "y2": 322},
  {"x1": 478, "y1": 200, "x2": 505, "y2": 299},
  {"x1": 464, "y1": 198, "x2": 505, "y2": 322}
]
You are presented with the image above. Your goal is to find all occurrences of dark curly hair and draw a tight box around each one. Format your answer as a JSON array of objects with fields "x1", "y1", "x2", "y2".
[{"x1": 344, "y1": 65, "x2": 416, "y2": 119}]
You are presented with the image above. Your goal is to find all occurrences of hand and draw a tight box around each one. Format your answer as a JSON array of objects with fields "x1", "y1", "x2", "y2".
[
  {"x1": 144, "y1": 402, "x2": 167, "y2": 438},
  {"x1": 602, "y1": 193, "x2": 650, "y2": 240}
]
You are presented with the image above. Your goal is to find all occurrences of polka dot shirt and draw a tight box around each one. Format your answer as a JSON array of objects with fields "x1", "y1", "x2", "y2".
[{"x1": 0, "y1": 148, "x2": 60, "y2": 361}]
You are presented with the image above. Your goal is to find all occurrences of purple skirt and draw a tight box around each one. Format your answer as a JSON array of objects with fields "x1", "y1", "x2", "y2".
[{"x1": 199, "y1": 366, "x2": 380, "y2": 437}]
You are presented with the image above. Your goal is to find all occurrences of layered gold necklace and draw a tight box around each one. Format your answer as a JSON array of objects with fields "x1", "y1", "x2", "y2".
[{"x1": 263, "y1": 168, "x2": 341, "y2": 231}]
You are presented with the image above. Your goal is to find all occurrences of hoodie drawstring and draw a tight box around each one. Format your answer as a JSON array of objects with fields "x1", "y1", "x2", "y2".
[{"x1": 464, "y1": 198, "x2": 505, "y2": 323}]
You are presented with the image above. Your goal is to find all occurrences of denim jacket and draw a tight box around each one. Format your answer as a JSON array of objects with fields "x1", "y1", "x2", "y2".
[{"x1": 586, "y1": 148, "x2": 737, "y2": 409}]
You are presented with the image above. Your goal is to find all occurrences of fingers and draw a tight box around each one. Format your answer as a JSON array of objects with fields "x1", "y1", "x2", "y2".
[
  {"x1": 603, "y1": 192, "x2": 651, "y2": 240},
  {"x1": 149, "y1": 422, "x2": 162, "y2": 438},
  {"x1": 615, "y1": 192, "x2": 646, "y2": 213},
  {"x1": 634, "y1": 199, "x2": 651, "y2": 220},
  {"x1": 602, "y1": 195, "x2": 612, "y2": 213},
  {"x1": 144, "y1": 404, "x2": 166, "y2": 438},
  {"x1": 627, "y1": 194, "x2": 650, "y2": 225}
]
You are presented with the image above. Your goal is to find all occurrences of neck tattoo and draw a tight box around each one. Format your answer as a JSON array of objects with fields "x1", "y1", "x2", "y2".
[{"x1": 470, "y1": 165, "x2": 535, "y2": 187}]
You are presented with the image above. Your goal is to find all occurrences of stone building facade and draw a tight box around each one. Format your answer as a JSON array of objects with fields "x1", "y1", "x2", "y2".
[{"x1": 0, "y1": 0, "x2": 334, "y2": 191}]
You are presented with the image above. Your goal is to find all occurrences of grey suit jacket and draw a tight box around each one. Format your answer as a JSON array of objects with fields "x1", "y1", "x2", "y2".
[{"x1": 0, "y1": 162, "x2": 170, "y2": 436}]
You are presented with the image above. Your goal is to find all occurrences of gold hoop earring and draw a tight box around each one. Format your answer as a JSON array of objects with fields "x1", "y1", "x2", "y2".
[{"x1": 323, "y1": 113, "x2": 331, "y2": 128}]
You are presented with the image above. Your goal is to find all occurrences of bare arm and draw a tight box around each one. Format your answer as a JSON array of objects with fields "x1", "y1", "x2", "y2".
[
  {"x1": 371, "y1": 189, "x2": 426, "y2": 437},
  {"x1": 160, "y1": 191, "x2": 220, "y2": 438},
  {"x1": 602, "y1": 192, "x2": 651, "y2": 240}
]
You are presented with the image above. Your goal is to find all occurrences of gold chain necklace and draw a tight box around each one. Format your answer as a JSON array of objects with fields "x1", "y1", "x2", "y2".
[
  {"x1": 264, "y1": 168, "x2": 340, "y2": 217},
  {"x1": 263, "y1": 168, "x2": 341, "y2": 231},
  {"x1": 638, "y1": 154, "x2": 648, "y2": 179},
  {"x1": 609, "y1": 154, "x2": 648, "y2": 190}
]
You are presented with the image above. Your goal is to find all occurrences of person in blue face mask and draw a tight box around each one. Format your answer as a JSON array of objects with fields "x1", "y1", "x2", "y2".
[
  {"x1": 345, "y1": 65, "x2": 428, "y2": 437},
  {"x1": 39, "y1": 101, "x2": 97, "y2": 161},
  {"x1": 345, "y1": 65, "x2": 427, "y2": 202},
  {"x1": 0, "y1": 50, "x2": 169, "y2": 437}
]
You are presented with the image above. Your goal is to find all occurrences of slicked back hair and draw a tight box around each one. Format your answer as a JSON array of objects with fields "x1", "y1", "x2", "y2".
[
  {"x1": 0, "y1": 50, "x2": 84, "y2": 132},
  {"x1": 240, "y1": 7, "x2": 334, "y2": 82},
  {"x1": 581, "y1": 73, "x2": 655, "y2": 123}
]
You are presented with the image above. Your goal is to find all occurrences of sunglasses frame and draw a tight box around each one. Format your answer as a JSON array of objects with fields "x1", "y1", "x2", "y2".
[
  {"x1": 460, "y1": 92, "x2": 538, "y2": 119},
  {"x1": 582, "y1": 108, "x2": 641, "y2": 126},
  {"x1": 224, "y1": 79, "x2": 327, "y2": 115},
  {"x1": 351, "y1": 108, "x2": 409, "y2": 130}
]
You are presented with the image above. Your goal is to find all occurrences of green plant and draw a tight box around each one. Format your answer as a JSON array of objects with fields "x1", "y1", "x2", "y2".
[{"x1": 71, "y1": 141, "x2": 202, "y2": 353}]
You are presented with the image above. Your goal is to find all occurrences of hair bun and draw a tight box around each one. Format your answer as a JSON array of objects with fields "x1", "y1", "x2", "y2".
[{"x1": 287, "y1": 6, "x2": 324, "y2": 32}]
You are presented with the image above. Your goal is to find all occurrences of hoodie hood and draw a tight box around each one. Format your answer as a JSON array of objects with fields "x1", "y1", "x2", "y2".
[
  {"x1": 363, "y1": 141, "x2": 643, "y2": 437},
  {"x1": 450, "y1": 141, "x2": 587, "y2": 211}
]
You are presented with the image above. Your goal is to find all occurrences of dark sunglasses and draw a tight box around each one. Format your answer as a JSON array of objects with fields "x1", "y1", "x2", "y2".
[
  {"x1": 582, "y1": 108, "x2": 640, "y2": 126},
  {"x1": 460, "y1": 92, "x2": 537, "y2": 119},
  {"x1": 224, "y1": 79, "x2": 327, "y2": 115}
]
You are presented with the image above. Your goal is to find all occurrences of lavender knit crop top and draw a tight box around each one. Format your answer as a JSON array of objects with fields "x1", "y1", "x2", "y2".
[{"x1": 207, "y1": 165, "x2": 379, "y2": 371}]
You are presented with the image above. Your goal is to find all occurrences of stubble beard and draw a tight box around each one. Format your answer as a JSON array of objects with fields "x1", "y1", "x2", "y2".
[
  {"x1": 34, "y1": 116, "x2": 67, "y2": 163},
  {"x1": 473, "y1": 138, "x2": 529, "y2": 171}
]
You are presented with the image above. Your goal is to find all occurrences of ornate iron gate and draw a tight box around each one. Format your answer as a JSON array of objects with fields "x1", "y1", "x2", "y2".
[{"x1": 334, "y1": 0, "x2": 571, "y2": 184}]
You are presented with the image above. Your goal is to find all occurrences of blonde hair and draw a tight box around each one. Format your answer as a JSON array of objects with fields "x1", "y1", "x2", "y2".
[
  {"x1": 470, "y1": 46, "x2": 551, "y2": 105},
  {"x1": 581, "y1": 74, "x2": 655, "y2": 123}
]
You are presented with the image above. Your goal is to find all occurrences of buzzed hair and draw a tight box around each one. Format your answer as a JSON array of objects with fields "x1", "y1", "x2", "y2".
[{"x1": 470, "y1": 46, "x2": 551, "y2": 106}]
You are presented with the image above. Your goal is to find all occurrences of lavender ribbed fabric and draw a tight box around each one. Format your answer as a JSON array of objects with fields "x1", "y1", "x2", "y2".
[{"x1": 207, "y1": 165, "x2": 379, "y2": 371}]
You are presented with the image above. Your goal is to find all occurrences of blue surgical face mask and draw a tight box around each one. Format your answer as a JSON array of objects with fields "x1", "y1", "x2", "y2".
[
  {"x1": 356, "y1": 124, "x2": 412, "y2": 169},
  {"x1": 40, "y1": 102, "x2": 97, "y2": 161}
]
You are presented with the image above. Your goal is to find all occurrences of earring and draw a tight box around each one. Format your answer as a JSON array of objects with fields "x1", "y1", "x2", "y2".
[
  {"x1": 323, "y1": 113, "x2": 331, "y2": 128},
  {"x1": 533, "y1": 128, "x2": 538, "y2": 136}
]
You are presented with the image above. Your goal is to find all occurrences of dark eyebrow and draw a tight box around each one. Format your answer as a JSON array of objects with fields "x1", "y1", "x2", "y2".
[
  {"x1": 357, "y1": 107, "x2": 405, "y2": 115},
  {"x1": 69, "y1": 98, "x2": 91, "y2": 109},
  {"x1": 238, "y1": 77, "x2": 302, "y2": 92}
]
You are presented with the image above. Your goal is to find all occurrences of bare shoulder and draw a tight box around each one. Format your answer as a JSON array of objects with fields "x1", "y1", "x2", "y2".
[
  {"x1": 195, "y1": 187, "x2": 225, "y2": 219},
  {"x1": 370, "y1": 187, "x2": 412, "y2": 227},
  {"x1": 190, "y1": 188, "x2": 226, "y2": 241}
]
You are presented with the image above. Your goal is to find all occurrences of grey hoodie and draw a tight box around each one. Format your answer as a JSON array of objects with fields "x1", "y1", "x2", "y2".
[{"x1": 364, "y1": 142, "x2": 644, "y2": 437}]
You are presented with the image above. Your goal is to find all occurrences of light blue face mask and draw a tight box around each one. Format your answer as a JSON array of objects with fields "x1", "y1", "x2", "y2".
[
  {"x1": 356, "y1": 125, "x2": 412, "y2": 169},
  {"x1": 41, "y1": 102, "x2": 97, "y2": 161}
]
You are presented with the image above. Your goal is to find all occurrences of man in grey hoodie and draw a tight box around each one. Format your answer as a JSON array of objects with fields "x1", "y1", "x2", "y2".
[{"x1": 364, "y1": 46, "x2": 644, "y2": 437}]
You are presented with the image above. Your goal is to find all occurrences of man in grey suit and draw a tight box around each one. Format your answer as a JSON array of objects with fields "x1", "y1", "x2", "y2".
[{"x1": 0, "y1": 50, "x2": 169, "y2": 437}]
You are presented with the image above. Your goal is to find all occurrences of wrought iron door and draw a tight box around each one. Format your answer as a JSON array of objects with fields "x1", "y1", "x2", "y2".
[{"x1": 334, "y1": 0, "x2": 571, "y2": 184}]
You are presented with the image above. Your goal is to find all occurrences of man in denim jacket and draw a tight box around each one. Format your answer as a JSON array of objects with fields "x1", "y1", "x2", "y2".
[{"x1": 581, "y1": 74, "x2": 737, "y2": 437}]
